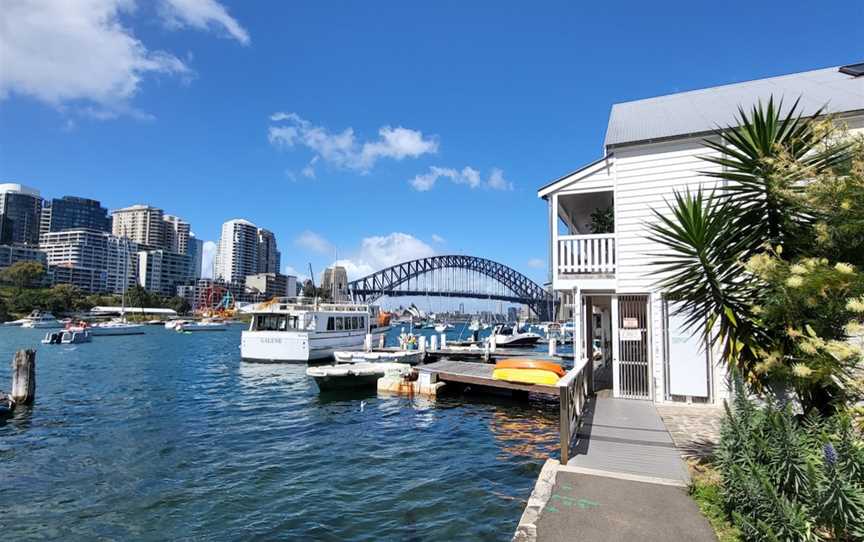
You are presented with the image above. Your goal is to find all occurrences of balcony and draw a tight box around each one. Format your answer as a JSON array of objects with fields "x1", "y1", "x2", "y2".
[
  {"x1": 550, "y1": 190, "x2": 616, "y2": 288},
  {"x1": 557, "y1": 233, "x2": 616, "y2": 275}
]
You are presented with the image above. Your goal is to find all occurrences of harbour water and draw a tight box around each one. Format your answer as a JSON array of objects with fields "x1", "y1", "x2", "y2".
[{"x1": 0, "y1": 325, "x2": 559, "y2": 541}]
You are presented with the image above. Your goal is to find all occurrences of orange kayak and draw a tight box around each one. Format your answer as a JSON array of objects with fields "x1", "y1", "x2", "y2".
[{"x1": 495, "y1": 359, "x2": 566, "y2": 377}]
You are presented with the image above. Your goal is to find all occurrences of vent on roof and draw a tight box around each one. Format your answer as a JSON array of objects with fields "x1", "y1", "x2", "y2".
[{"x1": 839, "y1": 62, "x2": 864, "y2": 77}]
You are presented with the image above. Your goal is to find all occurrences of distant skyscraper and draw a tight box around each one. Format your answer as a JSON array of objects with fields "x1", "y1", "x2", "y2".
[
  {"x1": 163, "y1": 214, "x2": 190, "y2": 255},
  {"x1": 0, "y1": 183, "x2": 42, "y2": 246},
  {"x1": 187, "y1": 235, "x2": 204, "y2": 279},
  {"x1": 321, "y1": 266, "x2": 349, "y2": 301},
  {"x1": 256, "y1": 228, "x2": 280, "y2": 274},
  {"x1": 214, "y1": 219, "x2": 259, "y2": 283},
  {"x1": 42, "y1": 196, "x2": 110, "y2": 234},
  {"x1": 111, "y1": 204, "x2": 165, "y2": 248}
]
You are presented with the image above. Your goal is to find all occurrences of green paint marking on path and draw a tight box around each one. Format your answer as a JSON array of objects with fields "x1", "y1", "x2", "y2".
[{"x1": 546, "y1": 506, "x2": 559, "y2": 513}]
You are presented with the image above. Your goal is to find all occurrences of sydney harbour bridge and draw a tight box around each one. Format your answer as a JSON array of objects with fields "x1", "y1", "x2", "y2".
[{"x1": 347, "y1": 255, "x2": 553, "y2": 321}]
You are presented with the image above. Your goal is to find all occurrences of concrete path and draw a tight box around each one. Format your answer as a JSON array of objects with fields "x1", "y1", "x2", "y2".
[
  {"x1": 568, "y1": 397, "x2": 690, "y2": 485},
  {"x1": 532, "y1": 470, "x2": 715, "y2": 542},
  {"x1": 514, "y1": 397, "x2": 716, "y2": 541}
]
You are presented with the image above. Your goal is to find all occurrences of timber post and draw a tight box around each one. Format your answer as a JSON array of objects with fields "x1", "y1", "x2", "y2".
[{"x1": 11, "y1": 349, "x2": 36, "y2": 405}]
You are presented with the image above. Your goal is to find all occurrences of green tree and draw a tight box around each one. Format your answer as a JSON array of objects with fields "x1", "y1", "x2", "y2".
[
  {"x1": 48, "y1": 284, "x2": 85, "y2": 314},
  {"x1": 1, "y1": 260, "x2": 45, "y2": 290},
  {"x1": 164, "y1": 296, "x2": 191, "y2": 315},
  {"x1": 125, "y1": 285, "x2": 155, "y2": 309}
]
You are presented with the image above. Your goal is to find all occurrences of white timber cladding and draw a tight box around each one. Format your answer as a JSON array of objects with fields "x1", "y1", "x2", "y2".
[{"x1": 613, "y1": 137, "x2": 723, "y2": 292}]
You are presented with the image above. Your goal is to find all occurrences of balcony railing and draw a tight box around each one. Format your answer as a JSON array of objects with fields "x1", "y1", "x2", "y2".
[{"x1": 557, "y1": 234, "x2": 616, "y2": 275}]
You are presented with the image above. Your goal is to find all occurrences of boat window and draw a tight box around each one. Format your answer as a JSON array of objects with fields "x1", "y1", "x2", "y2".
[
  {"x1": 351, "y1": 316, "x2": 359, "y2": 329},
  {"x1": 335, "y1": 317, "x2": 344, "y2": 330},
  {"x1": 256, "y1": 314, "x2": 288, "y2": 331},
  {"x1": 360, "y1": 316, "x2": 366, "y2": 329},
  {"x1": 327, "y1": 317, "x2": 335, "y2": 331}
]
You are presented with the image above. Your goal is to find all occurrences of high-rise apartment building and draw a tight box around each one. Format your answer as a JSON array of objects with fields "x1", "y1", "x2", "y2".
[
  {"x1": 111, "y1": 204, "x2": 165, "y2": 248},
  {"x1": 0, "y1": 183, "x2": 42, "y2": 246},
  {"x1": 187, "y1": 235, "x2": 204, "y2": 278},
  {"x1": 40, "y1": 229, "x2": 137, "y2": 293},
  {"x1": 214, "y1": 219, "x2": 279, "y2": 284},
  {"x1": 42, "y1": 196, "x2": 110, "y2": 234},
  {"x1": 163, "y1": 214, "x2": 190, "y2": 255},
  {"x1": 138, "y1": 250, "x2": 193, "y2": 296},
  {"x1": 256, "y1": 228, "x2": 280, "y2": 274}
]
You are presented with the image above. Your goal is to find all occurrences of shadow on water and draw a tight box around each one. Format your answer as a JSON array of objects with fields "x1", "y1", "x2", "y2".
[{"x1": 314, "y1": 388, "x2": 378, "y2": 404}]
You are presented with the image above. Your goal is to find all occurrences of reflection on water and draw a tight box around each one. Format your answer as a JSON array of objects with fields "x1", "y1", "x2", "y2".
[{"x1": 0, "y1": 325, "x2": 557, "y2": 541}]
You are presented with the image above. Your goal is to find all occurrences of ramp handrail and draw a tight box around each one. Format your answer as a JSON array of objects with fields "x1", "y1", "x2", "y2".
[{"x1": 558, "y1": 356, "x2": 593, "y2": 464}]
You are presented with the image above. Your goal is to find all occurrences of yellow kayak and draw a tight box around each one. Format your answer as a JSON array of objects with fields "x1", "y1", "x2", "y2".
[{"x1": 492, "y1": 367, "x2": 560, "y2": 386}]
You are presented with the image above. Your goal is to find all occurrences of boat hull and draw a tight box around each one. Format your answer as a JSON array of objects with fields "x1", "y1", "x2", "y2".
[
  {"x1": 241, "y1": 329, "x2": 368, "y2": 362},
  {"x1": 495, "y1": 336, "x2": 541, "y2": 347}
]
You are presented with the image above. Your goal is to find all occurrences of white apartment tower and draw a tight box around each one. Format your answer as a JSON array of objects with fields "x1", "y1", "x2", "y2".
[{"x1": 214, "y1": 219, "x2": 260, "y2": 283}]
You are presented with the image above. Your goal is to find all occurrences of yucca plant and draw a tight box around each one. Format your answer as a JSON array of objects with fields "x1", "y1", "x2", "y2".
[{"x1": 648, "y1": 97, "x2": 856, "y2": 402}]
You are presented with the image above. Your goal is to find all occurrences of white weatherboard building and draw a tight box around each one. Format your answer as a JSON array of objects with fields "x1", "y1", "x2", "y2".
[{"x1": 540, "y1": 63, "x2": 864, "y2": 405}]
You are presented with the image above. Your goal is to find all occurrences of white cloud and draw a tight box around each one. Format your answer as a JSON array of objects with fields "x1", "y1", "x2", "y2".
[
  {"x1": 295, "y1": 230, "x2": 333, "y2": 254},
  {"x1": 301, "y1": 156, "x2": 318, "y2": 179},
  {"x1": 159, "y1": 0, "x2": 249, "y2": 45},
  {"x1": 527, "y1": 258, "x2": 545, "y2": 269},
  {"x1": 0, "y1": 0, "x2": 246, "y2": 118},
  {"x1": 431, "y1": 234, "x2": 446, "y2": 244},
  {"x1": 268, "y1": 112, "x2": 438, "y2": 173},
  {"x1": 201, "y1": 240, "x2": 217, "y2": 278},
  {"x1": 409, "y1": 166, "x2": 513, "y2": 192},
  {"x1": 487, "y1": 168, "x2": 514, "y2": 191},
  {"x1": 0, "y1": 0, "x2": 188, "y2": 116},
  {"x1": 334, "y1": 233, "x2": 436, "y2": 280}
]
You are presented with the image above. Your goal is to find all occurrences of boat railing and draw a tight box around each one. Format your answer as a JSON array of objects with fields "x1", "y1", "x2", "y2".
[{"x1": 558, "y1": 355, "x2": 593, "y2": 464}]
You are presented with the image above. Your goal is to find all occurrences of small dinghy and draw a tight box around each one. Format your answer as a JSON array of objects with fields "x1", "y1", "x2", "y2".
[
  {"x1": 332, "y1": 350, "x2": 424, "y2": 365},
  {"x1": 492, "y1": 358, "x2": 565, "y2": 386},
  {"x1": 306, "y1": 362, "x2": 411, "y2": 392}
]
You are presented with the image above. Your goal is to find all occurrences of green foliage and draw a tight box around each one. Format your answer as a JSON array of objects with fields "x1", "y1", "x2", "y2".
[
  {"x1": 588, "y1": 206, "x2": 614, "y2": 234},
  {"x1": 1, "y1": 260, "x2": 46, "y2": 289},
  {"x1": 648, "y1": 98, "x2": 864, "y2": 414},
  {"x1": 717, "y1": 380, "x2": 864, "y2": 541}
]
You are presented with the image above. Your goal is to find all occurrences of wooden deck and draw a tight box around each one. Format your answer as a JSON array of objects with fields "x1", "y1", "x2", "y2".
[
  {"x1": 419, "y1": 360, "x2": 561, "y2": 396},
  {"x1": 566, "y1": 396, "x2": 690, "y2": 485}
]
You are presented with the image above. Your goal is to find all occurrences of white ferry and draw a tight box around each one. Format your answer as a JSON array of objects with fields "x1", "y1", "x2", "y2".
[{"x1": 240, "y1": 298, "x2": 392, "y2": 362}]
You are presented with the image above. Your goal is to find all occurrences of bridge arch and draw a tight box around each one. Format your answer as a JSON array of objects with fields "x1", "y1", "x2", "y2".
[{"x1": 347, "y1": 255, "x2": 553, "y2": 320}]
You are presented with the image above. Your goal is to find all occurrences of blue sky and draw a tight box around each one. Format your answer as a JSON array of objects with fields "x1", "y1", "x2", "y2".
[{"x1": 1, "y1": 0, "x2": 862, "y2": 291}]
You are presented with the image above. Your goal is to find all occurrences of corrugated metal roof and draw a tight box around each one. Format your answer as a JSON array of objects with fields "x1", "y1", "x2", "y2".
[{"x1": 605, "y1": 66, "x2": 864, "y2": 148}]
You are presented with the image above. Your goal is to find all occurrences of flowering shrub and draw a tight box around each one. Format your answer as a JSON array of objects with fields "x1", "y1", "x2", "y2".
[{"x1": 719, "y1": 378, "x2": 864, "y2": 541}]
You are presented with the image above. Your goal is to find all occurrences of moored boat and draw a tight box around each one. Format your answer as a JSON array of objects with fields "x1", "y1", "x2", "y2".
[
  {"x1": 42, "y1": 329, "x2": 91, "y2": 344},
  {"x1": 306, "y1": 362, "x2": 411, "y2": 391},
  {"x1": 20, "y1": 311, "x2": 62, "y2": 329},
  {"x1": 176, "y1": 320, "x2": 227, "y2": 332},
  {"x1": 88, "y1": 319, "x2": 146, "y2": 336},
  {"x1": 333, "y1": 350, "x2": 424, "y2": 365},
  {"x1": 490, "y1": 324, "x2": 541, "y2": 347},
  {"x1": 241, "y1": 297, "x2": 385, "y2": 362}
]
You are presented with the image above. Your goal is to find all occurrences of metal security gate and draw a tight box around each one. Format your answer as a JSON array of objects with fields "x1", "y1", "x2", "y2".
[{"x1": 616, "y1": 295, "x2": 650, "y2": 399}]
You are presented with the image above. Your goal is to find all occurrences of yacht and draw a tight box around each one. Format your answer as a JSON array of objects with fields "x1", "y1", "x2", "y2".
[
  {"x1": 87, "y1": 318, "x2": 146, "y2": 336},
  {"x1": 20, "y1": 311, "x2": 62, "y2": 329},
  {"x1": 490, "y1": 324, "x2": 542, "y2": 347},
  {"x1": 241, "y1": 298, "x2": 388, "y2": 362}
]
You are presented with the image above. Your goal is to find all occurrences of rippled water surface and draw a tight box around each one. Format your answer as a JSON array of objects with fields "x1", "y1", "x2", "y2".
[{"x1": 0, "y1": 325, "x2": 558, "y2": 541}]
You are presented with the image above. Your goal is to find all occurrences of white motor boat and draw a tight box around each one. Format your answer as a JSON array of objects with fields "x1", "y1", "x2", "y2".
[
  {"x1": 20, "y1": 311, "x2": 62, "y2": 329},
  {"x1": 434, "y1": 323, "x2": 454, "y2": 333},
  {"x1": 306, "y1": 362, "x2": 411, "y2": 391},
  {"x1": 164, "y1": 319, "x2": 186, "y2": 330},
  {"x1": 42, "y1": 329, "x2": 91, "y2": 344},
  {"x1": 242, "y1": 298, "x2": 388, "y2": 362},
  {"x1": 3, "y1": 318, "x2": 28, "y2": 326},
  {"x1": 333, "y1": 350, "x2": 424, "y2": 365},
  {"x1": 176, "y1": 320, "x2": 227, "y2": 332},
  {"x1": 490, "y1": 324, "x2": 542, "y2": 347}
]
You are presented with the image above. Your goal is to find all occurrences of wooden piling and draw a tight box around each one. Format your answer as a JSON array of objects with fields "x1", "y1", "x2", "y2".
[
  {"x1": 548, "y1": 338, "x2": 557, "y2": 357},
  {"x1": 378, "y1": 334, "x2": 385, "y2": 349},
  {"x1": 11, "y1": 349, "x2": 36, "y2": 405}
]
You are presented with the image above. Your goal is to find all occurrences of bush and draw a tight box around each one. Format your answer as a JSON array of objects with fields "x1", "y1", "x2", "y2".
[{"x1": 718, "y1": 378, "x2": 864, "y2": 541}]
